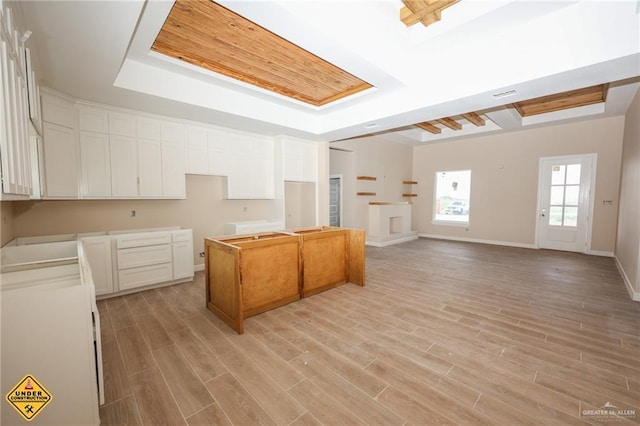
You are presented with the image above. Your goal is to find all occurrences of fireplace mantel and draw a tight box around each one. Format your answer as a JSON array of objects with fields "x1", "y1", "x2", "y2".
[{"x1": 367, "y1": 202, "x2": 419, "y2": 247}]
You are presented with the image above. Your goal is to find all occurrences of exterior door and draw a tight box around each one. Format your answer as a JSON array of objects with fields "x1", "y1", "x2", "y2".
[
  {"x1": 329, "y1": 176, "x2": 341, "y2": 227},
  {"x1": 538, "y1": 154, "x2": 595, "y2": 252}
]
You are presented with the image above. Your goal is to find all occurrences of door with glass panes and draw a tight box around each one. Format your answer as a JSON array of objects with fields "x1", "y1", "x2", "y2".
[{"x1": 538, "y1": 154, "x2": 594, "y2": 252}]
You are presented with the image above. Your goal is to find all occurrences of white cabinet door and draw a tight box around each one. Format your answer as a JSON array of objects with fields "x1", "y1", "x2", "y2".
[
  {"x1": 42, "y1": 122, "x2": 79, "y2": 198},
  {"x1": 138, "y1": 138, "x2": 163, "y2": 197},
  {"x1": 299, "y1": 142, "x2": 317, "y2": 183},
  {"x1": 108, "y1": 112, "x2": 136, "y2": 137},
  {"x1": 162, "y1": 140, "x2": 186, "y2": 199},
  {"x1": 81, "y1": 236, "x2": 114, "y2": 296},
  {"x1": 208, "y1": 129, "x2": 230, "y2": 176},
  {"x1": 225, "y1": 135, "x2": 274, "y2": 199},
  {"x1": 80, "y1": 131, "x2": 111, "y2": 197},
  {"x1": 77, "y1": 105, "x2": 108, "y2": 133},
  {"x1": 0, "y1": 39, "x2": 31, "y2": 197},
  {"x1": 282, "y1": 139, "x2": 299, "y2": 182},
  {"x1": 172, "y1": 241, "x2": 193, "y2": 280},
  {"x1": 41, "y1": 93, "x2": 75, "y2": 129},
  {"x1": 185, "y1": 125, "x2": 208, "y2": 175},
  {"x1": 110, "y1": 135, "x2": 138, "y2": 198}
]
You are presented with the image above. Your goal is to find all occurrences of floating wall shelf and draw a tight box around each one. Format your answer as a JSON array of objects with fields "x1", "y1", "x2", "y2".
[
  {"x1": 357, "y1": 192, "x2": 377, "y2": 196},
  {"x1": 357, "y1": 176, "x2": 377, "y2": 181},
  {"x1": 402, "y1": 180, "x2": 418, "y2": 185},
  {"x1": 402, "y1": 194, "x2": 418, "y2": 197}
]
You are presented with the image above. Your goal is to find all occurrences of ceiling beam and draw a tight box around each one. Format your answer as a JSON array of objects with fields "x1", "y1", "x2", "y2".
[
  {"x1": 461, "y1": 112, "x2": 485, "y2": 127},
  {"x1": 415, "y1": 122, "x2": 441, "y2": 134},
  {"x1": 400, "y1": 0, "x2": 460, "y2": 27},
  {"x1": 436, "y1": 117, "x2": 462, "y2": 131}
]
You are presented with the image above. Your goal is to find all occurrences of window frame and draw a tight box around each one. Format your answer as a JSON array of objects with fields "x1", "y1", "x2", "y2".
[{"x1": 432, "y1": 169, "x2": 472, "y2": 227}]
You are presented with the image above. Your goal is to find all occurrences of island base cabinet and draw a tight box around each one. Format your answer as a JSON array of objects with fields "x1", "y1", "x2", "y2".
[
  {"x1": 293, "y1": 226, "x2": 365, "y2": 297},
  {"x1": 205, "y1": 233, "x2": 300, "y2": 334}
]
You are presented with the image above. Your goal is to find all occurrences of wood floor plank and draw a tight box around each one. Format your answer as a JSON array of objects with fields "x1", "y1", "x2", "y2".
[
  {"x1": 101, "y1": 339, "x2": 131, "y2": 404},
  {"x1": 98, "y1": 395, "x2": 142, "y2": 426},
  {"x1": 114, "y1": 325, "x2": 156, "y2": 375},
  {"x1": 288, "y1": 411, "x2": 323, "y2": 426},
  {"x1": 375, "y1": 386, "x2": 454, "y2": 425},
  {"x1": 131, "y1": 367, "x2": 186, "y2": 425},
  {"x1": 287, "y1": 379, "x2": 365, "y2": 426},
  {"x1": 216, "y1": 348, "x2": 306, "y2": 424},
  {"x1": 230, "y1": 334, "x2": 305, "y2": 390},
  {"x1": 106, "y1": 296, "x2": 136, "y2": 330},
  {"x1": 205, "y1": 373, "x2": 276, "y2": 426},
  {"x1": 152, "y1": 344, "x2": 214, "y2": 418},
  {"x1": 169, "y1": 327, "x2": 228, "y2": 382},
  {"x1": 136, "y1": 312, "x2": 174, "y2": 350},
  {"x1": 290, "y1": 352, "x2": 406, "y2": 425},
  {"x1": 185, "y1": 403, "x2": 231, "y2": 426},
  {"x1": 183, "y1": 313, "x2": 233, "y2": 356}
]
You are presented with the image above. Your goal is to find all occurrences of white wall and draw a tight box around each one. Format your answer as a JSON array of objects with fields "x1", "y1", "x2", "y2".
[{"x1": 616, "y1": 88, "x2": 640, "y2": 300}]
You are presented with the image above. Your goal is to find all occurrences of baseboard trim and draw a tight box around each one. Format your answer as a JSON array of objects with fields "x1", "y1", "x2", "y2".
[
  {"x1": 418, "y1": 234, "x2": 537, "y2": 249},
  {"x1": 194, "y1": 264, "x2": 205, "y2": 272},
  {"x1": 586, "y1": 250, "x2": 614, "y2": 257},
  {"x1": 615, "y1": 256, "x2": 640, "y2": 302},
  {"x1": 366, "y1": 235, "x2": 419, "y2": 247}
]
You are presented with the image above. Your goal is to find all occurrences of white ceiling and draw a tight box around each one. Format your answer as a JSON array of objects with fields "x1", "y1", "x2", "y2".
[{"x1": 17, "y1": 0, "x2": 640, "y2": 144}]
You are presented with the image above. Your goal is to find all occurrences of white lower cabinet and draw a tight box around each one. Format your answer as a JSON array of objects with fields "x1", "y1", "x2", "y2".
[
  {"x1": 172, "y1": 229, "x2": 194, "y2": 280},
  {"x1": 118, "y1": 263, "x2": 174, "y2": 291},
  {"x1": 74, "y1": 228, "x2": 194, "y2": 298},
  {"x1": 80, "y1": 236, "x2": 113, "y2": 296}
]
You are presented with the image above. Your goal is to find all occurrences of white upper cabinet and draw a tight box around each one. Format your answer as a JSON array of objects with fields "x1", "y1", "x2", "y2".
[
  {"x1": 225, "y1": 134, "x2": 274, "y2": 199},
  {"x1": 42, "y1": 122, "x2": 79, "y2": 198},
  {"x1": 77, "y1": 105, "x2": 108, "y2": 134},
  {"x1": 161, "y1": 140, "x2": 186, "y2": 199},
  {"x1": 137, "y1": 138, "x2": 163, "y2": 198},
  {"x1": 137, "y1": 117, "x2": 162, "y2": 140},
  {"x1": 79, "y1": 131, "x2": 111, "y2": 197},
  {"x1": 0, "y1": 32, "x2": 32, "y2": 198},
  {"x1": 208, "y1": 129, "x2": 230, "y2": 176},
  {"x1": 41, "y1": 93, "x2": 74, "y2": 129},
  {"x1": 161, "y1": 121, "x2": 184, "y2": 143},
  {"x1": 282, "y1": 137, "x2": 317, "y2": 183},
  {"x1": 108, "y1": 112, "x2": 136, "y2": 137},
  {"x1": 110, "y1": 135, "x2": 138, "y2": 198},
  {"x1": 185, "y1": 125, "x2": 209, "y2": 175}
]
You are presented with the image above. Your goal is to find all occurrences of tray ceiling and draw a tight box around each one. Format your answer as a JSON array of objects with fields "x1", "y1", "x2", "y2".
[{"x1": 151, "y1": 0, "x2": 373, "y2": 106}]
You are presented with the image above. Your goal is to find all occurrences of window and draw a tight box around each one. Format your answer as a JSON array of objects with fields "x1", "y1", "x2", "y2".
[
  {"x1": 549, "y1": 164, "x2": 581, "y2": 227},
  {"x1": 434, "y1": 170, "x2": 471, "y2": 224}
]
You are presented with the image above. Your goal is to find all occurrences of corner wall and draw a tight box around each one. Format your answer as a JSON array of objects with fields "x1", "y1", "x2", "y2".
[
  {"x1": 1, "y1": 202, "x2": 14, "y2": 245},
  {"x1": 412, "y1": 115, "x2": 625, "y2": 253},
  {"x1": 615, "y1": 88, "x2": 640, "y2": 300},
  {"x1": 330, "y1": 137, "x2": 414, "y2": 232}
]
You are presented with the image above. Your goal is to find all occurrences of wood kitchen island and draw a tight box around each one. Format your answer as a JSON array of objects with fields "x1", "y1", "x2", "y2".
[{"x1": 205, "y1": 226, "x2": 365, "y2": 333}]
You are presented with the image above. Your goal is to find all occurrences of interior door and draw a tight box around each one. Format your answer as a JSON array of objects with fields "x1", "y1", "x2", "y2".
[
  {"x1": 538, "y1": 154, "x2": 594, "y2": 252},
  {"x1": 329, "y1": 177, "x2": 341, "y2": 227}
]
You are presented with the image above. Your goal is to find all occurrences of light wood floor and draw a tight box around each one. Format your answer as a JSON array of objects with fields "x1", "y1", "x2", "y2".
[{"x1": 97, "y1": 238, "x2": 640, "y2": 425}]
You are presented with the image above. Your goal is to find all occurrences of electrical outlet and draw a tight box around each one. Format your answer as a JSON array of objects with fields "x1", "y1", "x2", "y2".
[{"x1": 199, "y1": 252, "x2": 205, "y2": 258}]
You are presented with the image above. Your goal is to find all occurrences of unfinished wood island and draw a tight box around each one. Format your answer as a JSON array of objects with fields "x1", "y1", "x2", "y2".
[{"x1": 205, "y1": 226, "x2": 365, "y2": 333}]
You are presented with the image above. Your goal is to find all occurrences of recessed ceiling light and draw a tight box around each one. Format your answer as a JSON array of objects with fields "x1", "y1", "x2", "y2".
[
  {"x1": 492, "y1": 89, "x2": 518, "y2": 99},
  {"x1": 364, "y1": 123, "x2": 379, "y2": 129}
]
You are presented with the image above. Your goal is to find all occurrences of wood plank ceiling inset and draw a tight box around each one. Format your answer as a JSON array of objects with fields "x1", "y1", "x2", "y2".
[
  {"x1": 151, "y1": 0, "x2": 373, "y2": 106},
  {"x1": 513, "y1": 84, "x2": 609, "y2": 117},
  {"x1": 400, "y1": 0, "x2": 460, "y2": 27}
]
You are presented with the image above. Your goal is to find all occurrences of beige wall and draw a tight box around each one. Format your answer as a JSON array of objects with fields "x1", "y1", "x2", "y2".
[
  {"x1": 10, "y1": 175, "x2": 277, "y2": 265},
  {"x1": 284, "y1": 182, "x2": 316, "y2": 228},
  {"x1": 1, "y1": 202, "x2": 15, "y2": 245},
  {"x1": 331, "y1": 137, "x2": 414, "y2": 233},
  {"x1": 412, "y1": 116, "x2": 625, "y2": 252},
  {"x1": 616, "y1": 88, "x2": 640, "y2": 297}
]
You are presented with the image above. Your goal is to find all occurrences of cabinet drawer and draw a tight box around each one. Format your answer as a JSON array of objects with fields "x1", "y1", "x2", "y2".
[
  {"x1": 116, "y1": 232, "x2": 171, "y2": 249},
  {"x1": 117, "y1": 263, "x2": 173, "y2": 291},
  {"x1": 117, "y1": 245, "x2": 172, "y2": 269},
  {"x1": 172, "y1": 229, "x2": 192, "y2": 243}
]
